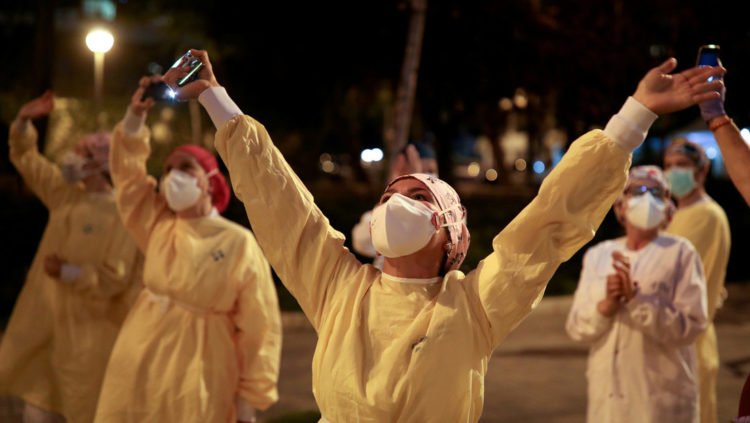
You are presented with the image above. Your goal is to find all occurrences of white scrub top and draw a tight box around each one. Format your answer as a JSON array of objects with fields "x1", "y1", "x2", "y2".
[{"x1": 566, "y1": 233, "x2": 708, "y2": 423}]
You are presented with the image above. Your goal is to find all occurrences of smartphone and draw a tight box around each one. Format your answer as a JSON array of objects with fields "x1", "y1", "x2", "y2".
[
  {"x1": 171, "y1": 50, "x2": 204, "y2": 87},
  {"x1": 696, "y1": 44, "x2": 720, "y2": 81},
  {"x1": 141, "y1": 81, "x2": 175, "y2": 102}
]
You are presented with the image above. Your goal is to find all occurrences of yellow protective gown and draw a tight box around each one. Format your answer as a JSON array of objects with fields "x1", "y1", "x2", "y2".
[
  {"x1": 93, "y1": 122, "x2": 282, "y2": 423},
  {"x1": 665, "y1": 197, "x2": 731, "y2": 423},
  {"x1": 0, "y1": 120, "x2": 142, "y2": 423},
  {"x1": 214, "y1": 114, "x2": 632, "y2": 422}
]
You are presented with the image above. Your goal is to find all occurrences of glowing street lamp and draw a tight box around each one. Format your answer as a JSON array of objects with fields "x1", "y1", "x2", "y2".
[{"x1": 86, "y1": 29, "x2": 114, "y2": 105}]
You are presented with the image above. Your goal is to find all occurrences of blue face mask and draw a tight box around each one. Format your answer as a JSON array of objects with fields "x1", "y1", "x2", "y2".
[{"x1": 665, "y1": 167, "x2": 696, "y2": 199}]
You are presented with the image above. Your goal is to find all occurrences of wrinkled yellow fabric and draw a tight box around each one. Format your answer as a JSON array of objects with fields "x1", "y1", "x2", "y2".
[
  {"x1": 214, "y1": 114, "x2": 631, "y2": 422},
  {"x1": 665, "y1": 198, "x2": 731, "y2": 423},
  {"x1": 94, "y1": 122, "x2": 282, "y2": 423},
  {"x1": 0, "y1": 120, "x2": 142, "y2": 423}
]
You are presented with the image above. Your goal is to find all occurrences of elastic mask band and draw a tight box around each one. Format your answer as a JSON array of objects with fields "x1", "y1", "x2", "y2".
[{"x1": 432, "y1": 203, "x2": 463, "y2": 229}]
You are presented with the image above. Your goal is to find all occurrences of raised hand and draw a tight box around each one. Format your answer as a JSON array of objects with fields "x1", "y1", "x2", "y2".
[
  {"x1": 698, "y1": 58, "x2": 727, "y2": 122},
  {"x1": 597, "y1": 274, "x2": 624, "y2": 317},
  {"x1": 611, "y1": 251, "x2": 637, "y2": 302},
  {"x1": 17, "y1": 90, "x2": 55, "y2": 121},
  {"x1": 130, "y1": 75, "x2": 161, "y2": 117},
  {"x1": 633, "y1": 58, "x2": 725, "y2": 115},
  {"x1": 163, "y1": 49, "x2": 219, "y2": 101},
  {"x1": 388, "y1": 144, "x2": 423, "y2": 182}
]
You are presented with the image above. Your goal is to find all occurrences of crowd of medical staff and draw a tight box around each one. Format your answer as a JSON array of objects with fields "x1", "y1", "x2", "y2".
[{"x1": 0, "y1": 48, "x2": 747, "y2": 423}]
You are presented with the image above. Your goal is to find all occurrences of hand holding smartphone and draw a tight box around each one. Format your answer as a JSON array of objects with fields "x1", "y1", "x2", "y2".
[
  {"x1": 140, "y1": 81, "x2": 174, "y2": 102},
  {"x1": 162, "y1": 49, "x2": 218, "y2": 101},
  {"x1": 696, "y1": 44, "x2": 721, "y2": 82},
  {"x1": 171, "y1": 50, "x2": 204, "y2": 87}
]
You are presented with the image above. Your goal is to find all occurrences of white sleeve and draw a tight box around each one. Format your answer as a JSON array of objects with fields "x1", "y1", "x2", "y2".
[
  {"x1": 565, "y1": 248, "x2": 614, "y2": 344},
  {"x1": 625, "y1": 243, "x2": 708, "y2": 346},
  {"x1": 13, "y1": 117, "x2": 31, "y2": 132},
  {"x1": 122, "y1": 107, "x2": 146, "y2": 135},
  {"x1": 603, "y1": 96, "x2": 658, "y2": 152},
  {"x1": 198, "y1": 86, "x2": 243, "y2": 129}
]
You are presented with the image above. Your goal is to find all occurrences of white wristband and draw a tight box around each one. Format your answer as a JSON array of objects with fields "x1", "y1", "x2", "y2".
[
  {"x1": 122, "y1": 107, "x2": 146, "y2": 135},
  {"x1": 198, "y1": 86, "x2": 243, "y2": 129},
  {"x1": 11, "y1": 118, "x2": 32, "y2": 135},
  {"x1": 603, "y1": 96, "x2": 658, "y2": 152}
]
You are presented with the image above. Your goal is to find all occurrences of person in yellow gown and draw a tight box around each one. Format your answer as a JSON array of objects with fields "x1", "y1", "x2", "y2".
[
  {"x1": 93, "y1": 76, "x2": 282, "y2": 423},
  {"x1": 0, "y1": 91, "x2": 143, "y2": 423},
  {"x1": 663, "y1": 138, "x2": 731, "y2": 423},
  {"x1": 166, "y1": 51, "x2": 724, "y2": 422}
]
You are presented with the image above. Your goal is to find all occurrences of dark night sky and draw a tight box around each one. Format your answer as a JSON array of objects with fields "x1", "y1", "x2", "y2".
[
  {"x1": 3, "y1": 0, "x2": 750, "y2": 138},
  {"x1": 1, "y1": 1, "x2": 749, "y2": 312}
]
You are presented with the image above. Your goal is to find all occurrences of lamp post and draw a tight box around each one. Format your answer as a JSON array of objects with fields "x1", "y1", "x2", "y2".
[{"x1": 85, "y1": 29, "x2": 114, "y2": 106}]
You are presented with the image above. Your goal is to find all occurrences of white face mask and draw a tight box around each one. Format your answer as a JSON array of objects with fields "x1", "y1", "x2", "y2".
[
  {"x1": 625, "y1": 192, "x2": 666, "y2": 230},
  {"x1": 60, "y1": 152, "x2": 103, "y2": 183},
  {"x1": 370, "y1": 193, "x2": 461, "y2": 258},
  {"x1": 60, "y1": 151, "x2": 107, "y2": 184},
  {"x1": 160, "y1": 169, "x2": 202, "y2": 212}
]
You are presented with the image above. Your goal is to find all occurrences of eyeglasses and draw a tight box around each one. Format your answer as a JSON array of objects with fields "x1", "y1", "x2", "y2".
[{"x1": 624, "y1": 185, "x2": 665, "y2": 197}]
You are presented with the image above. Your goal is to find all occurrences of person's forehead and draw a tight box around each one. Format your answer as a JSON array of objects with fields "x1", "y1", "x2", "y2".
[
  {"x1": 664, "y1": 151, "x2": 695, "y2": 164},
  {"x1": 166, "y1": 150, "x2": 199, "y2": 165},
  {"x1": 627, "y1": 177, "x2": 661, "y2": 189},
  {"x1": 388, "y1": 177, "x2": 430, "y2": 192}
]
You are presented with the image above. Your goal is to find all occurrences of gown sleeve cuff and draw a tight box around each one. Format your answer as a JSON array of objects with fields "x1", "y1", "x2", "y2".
[
  {"x1": 60, "y1": 264, "x2": 83, "y2": 284},
  {"x1": 198, "y1": 86, "x2": 243, "y2": 129},
  {"x1": 603, "y1": 96, "x2": 658, "y2": 152},
  {"x1": 122, "y1": 107, "x2": 146, "y2": 135},
  {"x1": 236, "y1": 397, "x2": 256, "y2": 421},
  {"x1": 11, "y1": 118, "x2": 31, "y2": 133}
]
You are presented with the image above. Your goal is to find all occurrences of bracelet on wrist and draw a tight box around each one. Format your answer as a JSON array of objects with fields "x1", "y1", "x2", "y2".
[{"x1": 709, "y1": 116, "x2": 732, "y2": 132}]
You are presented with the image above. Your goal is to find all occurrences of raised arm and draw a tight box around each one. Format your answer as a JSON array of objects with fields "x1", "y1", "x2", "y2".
[
  {"x1": 699, "y1": 75, "x2": 750, "y2": 206},
  {"x1": 473, "y1": 59, "x2": 725, "y2": 349},
  {"x1": 233, "y1": 234, "x2": 282, "y2": 420},
  {"x1": 9, "y1": 91, "x2": 76, "y2": 208},
  {"x1": 712, "y1": 120, "x2": 750, "y2": 205},
  {"x1": 164, "y1": 50, "x2": 363, "y2": 330},
  {"x1": 109, "y1": 77, "x2": 171, "y2": 252}
]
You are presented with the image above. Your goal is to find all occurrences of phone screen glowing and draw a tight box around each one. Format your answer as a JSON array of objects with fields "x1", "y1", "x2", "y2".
[
  {"x1": 697, "y1": 45, "x2": 720, "y2": 82},
  {"x1": 171, "y1": 52, "x2": 204, "y2": 86}
]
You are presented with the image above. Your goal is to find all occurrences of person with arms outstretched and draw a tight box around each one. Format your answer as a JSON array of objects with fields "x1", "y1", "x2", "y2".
[
  {"x1": 0, "y1": 91, "x2": 142, "y2": 423},
  {"x1": 93, "y1": 76, "x2": 282, "y2": 423},
  {"x1": 166, "y1": 50, "x2": 723, "y2": 422}
]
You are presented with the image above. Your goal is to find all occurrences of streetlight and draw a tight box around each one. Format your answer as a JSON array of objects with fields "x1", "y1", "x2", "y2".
[{"x1": 85, "y1": 29, "x2": 114, "y2": 105}]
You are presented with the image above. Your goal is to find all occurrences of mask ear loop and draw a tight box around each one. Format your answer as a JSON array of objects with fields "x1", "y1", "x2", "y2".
[
  {"x1": 434, "y1": 204, "x2": 463, "y2": 230},
  {"x1": 204, "y1": 168, "x2": 219, "y2": 196}
]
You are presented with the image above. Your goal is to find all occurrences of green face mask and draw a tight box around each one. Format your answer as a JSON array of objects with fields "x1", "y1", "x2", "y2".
[{"x1": 665, "y1": 167, "x2": 696, "y2": 199}]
